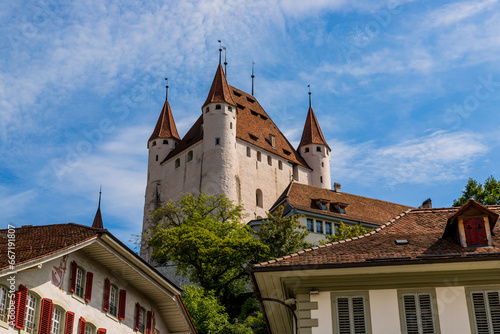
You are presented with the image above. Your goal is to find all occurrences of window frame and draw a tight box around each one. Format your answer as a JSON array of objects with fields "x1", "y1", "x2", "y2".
[
  {"x1": 51, "y1": 305, "x2": 65, "y2": 334},
  {"x1": 108, "y1": 284, "x2": 118, "y2": 317},
  {"x1": 465, "y1": 286, "x2": 500, "y2": 334},
  {"x1": 138, "y1": 307, "x2": 146, "y2": 334},
  {"x1": 316, "y1": 220, "x2": 323, "y2": 234},
  {"x1": 23, "y1": 292, "x2": 40, "y2": 334},
  {"x1": 331, "y1": 291, "x2": 372, "y2": 334},
  {"x1": 397, "y1": 288, "x2": 441, "y2": 334},
  {"x1": 74, "y1": 266, "x2": 85, "y2": 299},
  {"x1": 0, "y1": 285, "x2": 9, "y2": 324},
  {"x1": 307, "y1": 219, "x2": 314, "y2": 232}
]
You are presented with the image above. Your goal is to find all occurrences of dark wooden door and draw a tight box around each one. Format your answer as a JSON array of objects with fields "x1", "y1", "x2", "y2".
[{"x1": 464, "y1": 217, "x2": 488, "y2": 246}]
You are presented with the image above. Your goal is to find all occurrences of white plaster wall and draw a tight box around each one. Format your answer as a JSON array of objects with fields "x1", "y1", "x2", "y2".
[
  {"x1": 436, "y1": 286, "x2": 471, "y2": 334},
  {"x1": 369, "y1": 289, "x2": 400, "y2": 334},
  {"x1": 310, "y1": 292, "x2": 332, "y2": 334},
  {"x1": 0, "y1": 251, "x2": 169, "y2": 334},
  {"x1": 299, "y1": 145, "x2": 331, "y2": 189}
]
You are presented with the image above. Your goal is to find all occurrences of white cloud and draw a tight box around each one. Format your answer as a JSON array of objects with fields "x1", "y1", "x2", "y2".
[
  {"x1": 427, "y1": 0, "x2": 497, "y2": 27},
  {"x1": 0, "y1": 187, "x2": 37, "y2": 222}
]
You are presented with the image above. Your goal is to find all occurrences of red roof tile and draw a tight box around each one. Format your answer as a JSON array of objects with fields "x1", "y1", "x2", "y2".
[
  {"x1": 148, "y1": 99, "x2": 180, "y2": 143},
  {"x1": 0, "y1": 224, "x2": 101, "y2": 271},
  {"x1": 254, "y1": 204, "x2": 500, "y2": 269},
  {"x1": 298, "y1": 106, "x2": 330, "y2": 150},
  {"x1": 202, "y1": 64, "x2": 236, "y2": 107}
]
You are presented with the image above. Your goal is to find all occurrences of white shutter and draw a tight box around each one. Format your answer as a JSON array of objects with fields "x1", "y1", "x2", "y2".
[
  {"x1": 472, "y1": 290, "x2": 500, "y2": 334},
  {"x1": 487, "y1": 292, "x2": 500, "y2": 333},
  {"x1": 336, "y1": 296, "x2": 367, "y2": 334},
  {"x1": 402, "y1": 293, "x2": 435, "y2": 334}
]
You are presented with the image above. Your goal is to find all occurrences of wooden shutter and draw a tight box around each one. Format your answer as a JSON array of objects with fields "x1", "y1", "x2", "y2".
[
  {"x1": 118, "y1": 289, "x2": 127, "y2": 320},
  {"x1": 15, "y1": 285, "x2": 28, "y2": 329},
  {"x1": 97, "y1": 329, "x2": 107, "y2": 334},
  {"x1": 85, "y1": 272, "x2": 94, "y2": 302},
  {"x1": 103, "y1": 278, "x2": 110, "y2": 311},
  {"x1": 486, "y1": 292, "x2": 500, "y2": 333},
  {"x1": 336, "y1": 296, "x2": 366, "y2": 334},
  {"x1": 403, "y1": 293, "x2": 435, "y2": 334},
  {"x1": 146, "y1": 310, "x2": 152, "y2": 334},
  {"x1": 351, "y1": 297, "x2": 367, "y2": 334},
  {"x1": 64, "y1": 312, "x2": 75, "y2": 334},
  {"x1": 78, "y1": 317, "x2": 86, "y2": 334},
  {"x1": 39, "y1": 298, "x2": 54, "y2": 334},
  {"x1": 71, "y1": 261, "x2": 78, "y2": 293},
  {"x1": 472, "y1": 291, "x2": 500, "y2": 334},
  {"x1": 135, "y1": 302, "x2": 141, "y2": 330}
]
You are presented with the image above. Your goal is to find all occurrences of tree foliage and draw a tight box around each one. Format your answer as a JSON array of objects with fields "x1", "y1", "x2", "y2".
[
  {"x1": 256, "y1": 206, "x2": 312, "y2": 259},
  {"x1": 453, "y1": 175, "x2": 500, "y2": 207},
  {"x1": 321, "y1": 222, "x2": 369, "y2": 244}
]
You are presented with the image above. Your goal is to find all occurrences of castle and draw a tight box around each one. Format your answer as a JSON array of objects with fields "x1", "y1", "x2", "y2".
[{"x1": 141, "y1": 61, "x2": 332, "y2": 259}]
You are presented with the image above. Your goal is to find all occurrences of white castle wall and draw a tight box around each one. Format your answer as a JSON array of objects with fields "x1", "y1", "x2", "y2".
[{"x1": 299, "y1": 144, "x2": 331, "y2": 189}]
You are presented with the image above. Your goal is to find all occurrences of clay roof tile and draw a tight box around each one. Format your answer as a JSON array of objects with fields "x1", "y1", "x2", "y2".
[
  {"x1": 298, "y1": 106, "x2": 330, "y2": 150},
  {"x1": 148, "y1": 99, "x2": 180, "y2": 143}
]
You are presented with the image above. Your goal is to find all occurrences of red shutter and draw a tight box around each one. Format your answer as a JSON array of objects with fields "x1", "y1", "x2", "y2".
[
  {"x1": 135, "y1": 303, "x2": 141, "y2": 330},
  {"x1": 85, "y1": 272, "x2": 94, "y2": 302},
  {"x1": 146, "y1": 310, "x2": 152, "y2": 334},
  {"x1": 71, "y1": 260, "x2": 78, "y2": 293},
  {"x1": 97, "y1": 329, "x2": 107, "y2": 334},
  {"x1": 103, "y1": 278, "x2": 110, "y2": 312},
  {"x1": 64, "y1": 312, "x2": 75, "y2": 334},
  {"x1": 78, "y1": 317, "x2": 86, "y2": 334},
  {"x1": 39, "y1": 298, "x2": 54, "y2": 334},
  {"x1": 118, "y1": 289, "x2": 127, "y2": 320},
  {"x1": 15, "y1": 285, "x2": 28, "y2": 329}
]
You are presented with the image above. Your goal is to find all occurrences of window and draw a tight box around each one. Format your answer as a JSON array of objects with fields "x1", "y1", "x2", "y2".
[
  {"x1": 152, "y1": 141, "x2": 156, "y2": 147},
  {"x1": 205, "y1": 107, "x2": 209, "y2": 113},
  {"x1": 51, "y1": 307, "x2": 63, "y2": 334},
  {"x1": 85, "y1": 322, "x2": 96, "y2": 334},
  {"x1": 230, "y1": 122, "x2": 233, "y2": 129},
  {"x1": 215, "y1": 104, "x2": 221, "y2": 110},
  {"x1": 316, "y1": 220, "x2": 323, "y2": 234},
  {"x1": 228, "y1": 106, "x2": 233, "y2": 112},
  {"x1": 322, "y1": 162, "x2": 324, "y2": 167},
  {"x1": 305, "y1": 147, "x2": 309, "y2": 153},
  {"x1": 187, "y1": 151, "x2": 193, "y2": 162},
  {"x1": 163, "y1": 139, "x2": 168, "y2": 144},
  {"x1": 215, "y1": 138, "x2": 220, "y2": 145},
  {"x1": 320, "y1": 176, "x2": 323, "y2": 183},
  {"x1": 307, "y1": 219, "x2": 314, "y2": 232},
  {"x1": 109, "y1": 285, "x2": 118, "y2": 317},
  {"x1": 333, "y1": 294, "x2": 369, "y2": 334},
  {"x1": 270, "y1": 134, "x2": 276, "y2": 148},
  {"x1": 317, "y1": 146, "x2": 321, "y2": 152},
  {"x1": 278, "y1": 160, "x2": 283, "y2": 170},
  {"x1": 247, "y1": 147, "x2": 251, "y2": 157},
  {"x1": 339, "y1": 207, "x2": 345, "y2": 214},
  {"x1": 267, "y1": 156, "x2": 272, "y2": 166},
  {"x1": 175, "y1": 159, "x2": 180, "y2": 168},
  {"x1": 0, "y1": 286, "x2": 8, "y2": 323},
  {"x1": 72, "y1": 264, "x2": 87, "y2": 299},
  {"x1": 24, "y1": 293, "x2": 38, "y2": 334},
  {"x1": 325, "y1": 222, "x2": 332, "y2": 235},
  {"x1": 136, "y1": 304, "x2": 146, "y2": 333},
  {"x1": 256, "y1": 189, "x2": 263, "y2": 208},
  {"x1": 469, "y1": 290, "x2": 500, "y2": 334},
  {"x1": 155, "y1": 155, "x2": 158, "y2": 162},
  {"x1": 400, "y1": 292, "x2": 437, "y2": 334},
  {"x1": 257, "y1": 152, "x2": 261, "y2": 162}
]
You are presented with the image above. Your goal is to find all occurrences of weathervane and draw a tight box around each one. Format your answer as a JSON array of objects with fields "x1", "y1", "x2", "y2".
[
  {"x1": 223, "y1": 46, "x2": 227, "y2": 74},
  {"x1": 251, "y1": 61, "x2": 255, "y2": 96},
  {"x1": 308, "y1": 84, "x2": 312, "y2": 108},
  {"x1": 98, "y1": 185, "x2": 102, "y2": 209},
  {"x1": 165, "y1": 77, "x2": 169, "y2": 100},
  {"x1": 218, "y1": 40, "x2": 222, "y2": 64}
]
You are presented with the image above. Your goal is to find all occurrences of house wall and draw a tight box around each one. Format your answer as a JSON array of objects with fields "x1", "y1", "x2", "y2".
[{"x1": 0, "y1": 251, "x2": 169, "y2": 334}]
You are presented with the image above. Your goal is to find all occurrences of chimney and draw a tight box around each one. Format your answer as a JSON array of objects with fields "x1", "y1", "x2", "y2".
[
  {"x1": 334, "y1": 182, "x2": 341, "y2": 193},
  {"x1": 419, "y1": 198, "x2": 432, "y2": 209}
]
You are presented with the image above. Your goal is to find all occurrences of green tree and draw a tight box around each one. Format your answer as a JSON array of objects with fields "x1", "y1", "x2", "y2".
[
  {"x1": 148, "y1": 193, "x2": 268, "y2": 310},
  {"x1": 321, "y1": 222, "x2": 369, "y2": 244},
  {"x1": 453, "y1": 176, "x2": 500, "y2": 206},
  {"x1": 256, "y1": 206, "x2": 312, "y2": 259}
]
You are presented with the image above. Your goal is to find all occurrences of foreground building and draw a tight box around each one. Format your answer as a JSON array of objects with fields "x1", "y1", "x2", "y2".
[
  {"x1": 251, "y1": 200, "x2": 500, "y2": 334},
  {"x1": 0, "y1": 220, "x2": 196, "y2": 334}
]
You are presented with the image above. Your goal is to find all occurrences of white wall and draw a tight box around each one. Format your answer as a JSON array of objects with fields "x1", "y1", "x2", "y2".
[
  {"x1": 369, "y1": 289, "x2": 400, "y2": 334},
  {"x1": 436, "y1": 286, "x2": 471, "y2": 334},
  {"x1": 310, "y1": 292, "x2": 331, "y2": 334}
]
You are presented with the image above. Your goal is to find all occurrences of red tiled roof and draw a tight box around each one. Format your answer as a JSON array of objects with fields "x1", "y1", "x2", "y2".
[
  {"x1": 202, "y1": 64, "x2": 236, "y2": 107},
  {"x1": 148, "y1": 99, "x2": 181, "y2": 143},
  {"x1": 92, "y1": 207, "x2": 103, "y2": 229},
  {"x1": 0, "y1": 224, "x2": 101, "y2": 271},
  {"x1": 254, "y1": 204, "x2": 500, "y2": 269},
  {"x1": 273, "y1": 182, "x2": 413, "y2": 226},
  {"x1": 298, "y1": 106, "x2": 330, "y2": 150}
]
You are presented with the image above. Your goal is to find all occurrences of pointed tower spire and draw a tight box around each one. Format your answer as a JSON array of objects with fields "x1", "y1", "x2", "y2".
[
  {"x1": 298, "y1": 92, "x2": 331, "y2": 150},
  {"x1": 92, "y1": 186, "x2": 103, "y2": 229},
  {"x1": 202, "y1": 64, "x2": 236, "y2": 108},
  {"x1": 148, "y1": 79, "x2": 180, "y2": 143}
]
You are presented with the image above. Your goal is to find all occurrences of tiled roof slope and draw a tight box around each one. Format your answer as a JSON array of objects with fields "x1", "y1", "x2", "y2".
[
  {"x1": 148, "y1": 99, "x2": 181, "y2": 143},
  {"x1": 275, "y1": 182, "x2": 413, "y2": 226},
  {"x1": 0, "y1": 224, "x2": 101, "y2": 271},
  {"x1": 254, "y1": 205, "x2": 500, "y2": 269},
  {"x1": 163, "y1": 83, "x2": 310, "y2": 168},
  {"x1": 202, "y1": 64, "x2": 236, "y2": 107},
  {"x1": 298, "y1": 106, "x2": 330, "y2": 150}
]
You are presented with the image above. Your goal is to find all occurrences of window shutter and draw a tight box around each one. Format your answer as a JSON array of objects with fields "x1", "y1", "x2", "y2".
[
  {"x1": 486, "y1": 292, "x2": 500, "y2": 333},
  {"x1": 403, "y1": 293, "x2": 435, "y2": 334},
  {"x1": 71, "y1": 260, "x2": 77, "y2": 293},
  {"x1": 472, "y1": 291, "x2": 500, "y2": 334},
  {"x1": 351, "y1": 297, "x2": 367, "y2": 334},
  {"x1": 336, "y1": 296, "x2": 366, "y2": 334},
  {"x1": 78, "y1": 317, "x2": 86, "y2": 334},
  {"x1": 337, "y1": 297, "x2": 351, "y2": 334},
  {"x1": 39, "y1": 298, "x2": 54, "y2": 334},
  {"x1": 135, "y1": 303, "x2": 141, "y2": 330},
  {"x1": 15, "y1": 285, "x2": 28, "y2": 329},
  {"x1": 97, "y1": 329, "x2": 107, "y2": 334},
  {"x1": 103, "y1": 278, "x2": 110, "y2": 312},
  {"x1": 403, "y1": 295, "x2": 418, "y2": 334},
  {"x1": 85, "y1": 272, "x2": 94, "y2": 302},
  {"x1": 118, "y1": 289, "x2": 127, "y2": 320},
  {"x1": 146, "y1": 310, "x2": 152, "y2": 334},
  {"x1": 64, "y1": 312, "x2": 75, "y2": 334},
  {"x1": 418, "y1": 294, "x2": 435, "y2": 334}
]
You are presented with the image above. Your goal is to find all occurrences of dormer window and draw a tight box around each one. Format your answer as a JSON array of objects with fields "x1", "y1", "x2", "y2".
[
  {"x1": 332, "y1": 202, "x2": 348, "y2": 214},
  {"x1": 314, "y1": 199, "x2": 330, "y2": 211}
]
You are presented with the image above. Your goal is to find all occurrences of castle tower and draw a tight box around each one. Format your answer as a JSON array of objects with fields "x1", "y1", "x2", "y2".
[
  {"x1": 297, "y1": 102, "x2": 331, "y2": 189},
  {"x1": 200, "y1": 64, "x2": 239, "y2": 201}
]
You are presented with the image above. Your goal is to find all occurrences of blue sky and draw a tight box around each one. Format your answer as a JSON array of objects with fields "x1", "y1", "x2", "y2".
[{"x1": 2, "y1": 0, "x2": 500, "y2": 247}]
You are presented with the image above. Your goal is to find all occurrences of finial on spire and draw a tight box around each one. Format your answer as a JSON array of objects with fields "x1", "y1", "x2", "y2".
[
  {"x1": 92, "y1": 186, "x2": 104, "y2": 229},
  {"x1": 165, "y1": 78, "x2": 169, "y2": 101},
  {"x1": 218, "y1": 40, "x2": 222, "y2": 65},
  {"x1": 98, "y1": 185, "x2": 102, "y2": 209},
  {"x1": 223, "y1": 46, "x2": 227, "y2": 75},
  {"x1": 251, "y1": 61, "x2": 255, "y2": 96},
  {"x1": 308, "y1": 84, "x2": 312, "y2": 108}
]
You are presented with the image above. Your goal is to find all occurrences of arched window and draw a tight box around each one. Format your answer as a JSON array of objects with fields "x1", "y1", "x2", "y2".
[
  {"x1": 215, "y1": 104, "x2": 221, "y2": 110},
  {"x1": 267, "y1": 156, "x2": 272, "y2": 166},
  {"x1": 320, "y1": 176, "x2": 323, "y2": 183},
  {"x1": 246, "y1": 147, "x2": 251, "y2": 157},
  {"x1": 187, "y1": 151, "x2": 193, "y2": 162},
  {"x1": 152, "y1": 141, "x2": 156, "y2": 147},
  {"x1": 256, "y1": 189, "x2": 263, "y2": 208},
  {"x1": 85, "y1": 322, "x2": 96, "y2": 334},
  {"x1": 316, "y1": 146, "x2": 321, "y2": 152},
  {"x1": 257, "y1": 152, "x2": 261, "y2": 162},
  {"x1": 155, "y1": 155, "x2": 158, "y2": 162},
  {"x1": 51, "y1": 306, "x2": 64, "y2": 334},
  {"x1": 278, "y1": 160, "x2": 283, "y2": 170},
  {"x1": 24, "y1": 291, "x2": 39, "y2": 333},
  {"x1": 175, "y1": 159, "x2": 180, "y2": 168}
]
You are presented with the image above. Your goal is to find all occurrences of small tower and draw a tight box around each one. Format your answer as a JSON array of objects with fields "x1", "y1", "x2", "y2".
[
  {"x1": 200, "y1": 63, "x2": 238, "y2": 200},
  {"x1": 92, "y1": 187, "x2": 103, "y2": 229},
  {"x1": 298, "y1": 91, "x2": 331, "y2": 189}
]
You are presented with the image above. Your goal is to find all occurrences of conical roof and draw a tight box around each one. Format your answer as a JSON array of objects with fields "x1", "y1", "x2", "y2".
[
  {"x1": 148, "y1": 99, "x2": 180, "y2": 143},
  {"x1": 298, "y1": 106, "x2": 330, "y2": 150},
  {"x1": 202, "y1": 64, "x2": 236, "y2": 107},
  {"x1": 92, "y1": 207, "x2": 103, "y2": 229}
]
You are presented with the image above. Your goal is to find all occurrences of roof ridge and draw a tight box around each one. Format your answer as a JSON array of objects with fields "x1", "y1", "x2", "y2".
[{"x1": 253, "y1": 208, "x2": 413, "y2": 267}]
